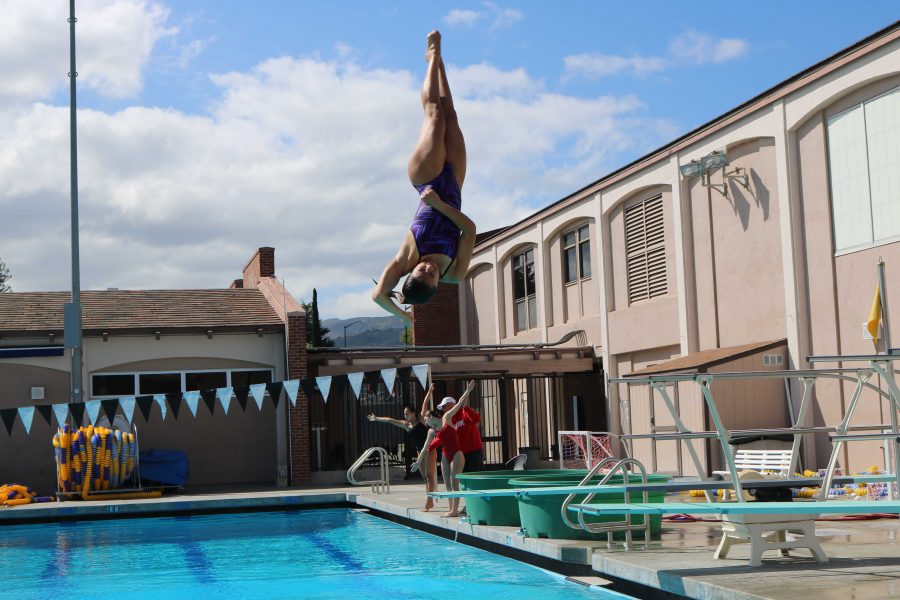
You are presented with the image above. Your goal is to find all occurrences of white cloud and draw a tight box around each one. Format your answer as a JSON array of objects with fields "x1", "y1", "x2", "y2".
[
  {"x1": 0, "y1": 7, "x2": 675, "y2": 319},
  {"x1": 563, "y1": 54, "x2": 667, "y2": 80},
  {"x1": 484, "y1": 2, "x2": 523, "y2": 30},
  {"x1": 563, "y1": 29, "x2": 749, "y2": 82},
  {"x1": 669, "y1": 29, "x2": 748, "y2": 65},
  {"x1": 443, "y1": 3, "x2": 522, "y2": 30},
  {"x1": 0, "y1": 0, "x2": 175, "y2": 103},
  {"x1": 447, "y1": 63, "x2": 543, "y2": 98},
  {"x1": 443, "y1": 9, "x2": 482, "y2": 27},
  {"x1": 176, "y1": 37, "x2": 213, "y2": 69}
]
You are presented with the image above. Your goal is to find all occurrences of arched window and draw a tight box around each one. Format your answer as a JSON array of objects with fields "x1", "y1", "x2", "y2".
[
  {"x1": 562, "y1": 224, "x2": 591, "y2": 283},
  {"x1": 512, "y1": 248, "x2": 537, "y2": 331},
  {"x1": 827, "y1": 85, "x2": 900, "y2": 252},
  {"x1": 625, "y1": 194, "x2": 666, "y2": 303}
]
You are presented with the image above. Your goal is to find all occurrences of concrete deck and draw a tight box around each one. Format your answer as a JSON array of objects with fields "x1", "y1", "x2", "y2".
[{"x1": 3, "y1": 481, "x2": 899, "y2": 599}]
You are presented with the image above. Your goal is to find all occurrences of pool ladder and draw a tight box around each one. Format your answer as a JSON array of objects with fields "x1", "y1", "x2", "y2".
[
  {"x1": 560, "y1": 457, "x2": 651, "y2": 549},
  {"x1": 347, "y1": 447, "x2": 390, "y2": 494}
]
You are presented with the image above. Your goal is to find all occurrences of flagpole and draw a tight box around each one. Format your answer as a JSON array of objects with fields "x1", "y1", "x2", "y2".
[
  {"x1": 877, "y1": 257, "x2": 892, "y2": 354},
  {"x1": 66, "y1": 0, "x2": 85, "y2": 406}
]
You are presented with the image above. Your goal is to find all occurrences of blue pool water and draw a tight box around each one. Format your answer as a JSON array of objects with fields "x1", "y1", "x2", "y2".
[{"x1": 0, "y1": 508, "x2": 631, "y2": 599}]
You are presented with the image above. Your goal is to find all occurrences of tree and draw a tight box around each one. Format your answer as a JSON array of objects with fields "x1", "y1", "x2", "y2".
[
  {"x1": 0, "y1": 259, "x2": 10, "y2": 292},
  {"x1": 400, "y1": 324, "x2": 413, "y2": 347},
  {"x1": 302, "y1": 288, "x2": 334, "y2": 348}
]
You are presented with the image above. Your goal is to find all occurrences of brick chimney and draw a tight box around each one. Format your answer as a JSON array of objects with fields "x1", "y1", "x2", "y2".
[
  {"x1": 241, "y1": 247, "x2": 275, "y2": 289},
  {"x1": 412, "y1": 282, "x2": 461, "y2": 346}
]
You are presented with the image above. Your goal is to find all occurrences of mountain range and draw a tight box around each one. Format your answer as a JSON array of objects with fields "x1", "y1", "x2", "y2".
[{"x1": 321, "y1": 316, "x2": 409, "y2": 348}]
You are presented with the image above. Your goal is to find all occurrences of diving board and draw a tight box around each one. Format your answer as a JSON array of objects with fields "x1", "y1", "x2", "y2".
[
  {"x1": 429, "y1": 474, "x2": 897, "y2": 500},
  {"x1": 568, "y1": 500, "x2": 900, "y2": 516}
]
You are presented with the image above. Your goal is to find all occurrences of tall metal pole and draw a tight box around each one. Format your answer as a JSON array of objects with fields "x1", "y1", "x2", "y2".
[
  {"x1": 877, "y1": 258, "x2": 892, "y2": 354},
  {"x1": 66, "y1": 0, "x2": 84, "y2": 404}
]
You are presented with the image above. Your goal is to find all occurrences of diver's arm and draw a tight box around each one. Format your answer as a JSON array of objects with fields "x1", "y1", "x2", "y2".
[{"x1": 372, "y1": 254, "x2": 412, "y2": 323}]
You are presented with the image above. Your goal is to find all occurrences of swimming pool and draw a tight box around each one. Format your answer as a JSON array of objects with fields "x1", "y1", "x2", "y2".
[{"x1": 0, "y1": 508, "x2": 630, "y2": 599}]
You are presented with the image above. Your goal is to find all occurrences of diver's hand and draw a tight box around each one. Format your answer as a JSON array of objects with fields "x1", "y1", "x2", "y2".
[{"x1": 420, "y1": 188, "x2": 443, "y2": 208}]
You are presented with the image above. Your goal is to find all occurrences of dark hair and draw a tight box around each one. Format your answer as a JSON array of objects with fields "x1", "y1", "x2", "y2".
[
  {"x1": 401, "y1": 272, "x2": 437, "y2": 305},
  {"x1": 426, "y1": 409, "x2": 443, "y2": 420},
  {"x1": 402, "y1": 405, "x2": 416, "y2": 414}
]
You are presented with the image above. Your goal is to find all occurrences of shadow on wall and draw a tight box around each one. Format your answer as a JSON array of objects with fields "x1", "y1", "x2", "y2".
[{"x1": 728, "y1": 168, "x2": 771, "y2": 231}]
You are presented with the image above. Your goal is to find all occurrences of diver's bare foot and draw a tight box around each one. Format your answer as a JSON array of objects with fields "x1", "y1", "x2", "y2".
[
  {"x1": 426, "y1": 29, "x2": 441, "y2": 62},
  {"x1": 424, "y1": 498, "x2": 435, "y2": 511},
  {"x1": 443, "y1": 510, "x2": 459, "y2": 518}
]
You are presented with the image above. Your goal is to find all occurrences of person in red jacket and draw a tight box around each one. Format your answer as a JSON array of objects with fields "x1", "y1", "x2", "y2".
[{"x1": 437, "y1": 390, "x2": 483, "y2": 472}]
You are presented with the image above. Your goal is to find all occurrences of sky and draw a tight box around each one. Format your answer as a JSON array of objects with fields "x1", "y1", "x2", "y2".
[{"x1": 0, "y1": 1, "x2": 896, "y2": 319}]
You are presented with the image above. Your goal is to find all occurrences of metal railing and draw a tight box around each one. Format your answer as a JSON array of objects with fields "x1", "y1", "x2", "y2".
[
  {"x1": 561, "y1": 457, "x2": 651, "y2": 548},
  {"x1": 346, "y1": 447, "x2": 390, "y2": 494}
]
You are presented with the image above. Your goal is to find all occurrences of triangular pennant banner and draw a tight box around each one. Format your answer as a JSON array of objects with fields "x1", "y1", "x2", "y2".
[
  {"x1": 200, "y1": 389, "x2": 216, "y2": 415},
  {"x1": 380, "y1": 368, "x2": 397, "y2": 395},
  {"x1": 0, "y1": 408, "x2": 16, "y2": 435},
  {"x1": 315, "y1": 376, "x2": 332, "y2": 404},
  {"x1": 233, "y1": 386, "x2": 250, "y2": 412},
  {"x1": 52, "y1": 403, "x2": 69, "y2": 427},
  {"x1": 300, "y1": 379, "x2": 316, "y2": 403},
  {"x1": 183, "y1": 391, "x2": 200, "y2": 418},
  {"x1": 412, "y1": 364, "x2": 430, "y2": 390},
  {"x1": 85, "y1": 400, "x2": 102, "y2": 426},
  {"x1": 249, "y1": 384, "x2": 266, "y2": 411},
  {"x1": 283, "y1": 380, "x2": 300, "y2": 407},
  {"x1": 347, "y1": 372, "x2": 364, "y2": 399},
  {"x1": 266, "y1": 382, "x2": 284, "y2": 408},
  {"x1": 17, "y1": 406, "x2": 34, "y2": 434},
  {"x1": 136, "y1": 396, "x2": 154, "y2": 422},
  {"x1": 101, "y1": 399, "x2": 119, "y2": 424},
  {"x1": 119, "y1": 396, "x2": 136, "y2": 425},
  {"x1": 69, "y1": 402, "x2": 86, "y2": 427},
  {"x1": 35, "y1": 405, "x2": 53, "y2": 426},
  {"x1": 155, "y1": 395, "x2": 169, "y2": 421},
  {"x1": 217, "y1": 387, "x2": 233, "y2": 415},
  {"x1": 166, "y1": 393, "x2": 181, "y2": 419}
]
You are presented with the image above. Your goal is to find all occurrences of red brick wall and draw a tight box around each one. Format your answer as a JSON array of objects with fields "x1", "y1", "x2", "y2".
[
  {"x1": 242, "y1": 247, "x2": 276, "y2": 288},
  {"x1": 412, "y1": 283, "x2": 461, "y2": 346},
  {"x1": 286, "y1": 312, "x2": 310, "y2": 485}
]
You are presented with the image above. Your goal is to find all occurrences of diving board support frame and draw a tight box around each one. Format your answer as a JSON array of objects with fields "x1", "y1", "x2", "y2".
[
  {"x1": 650, "y1": 382, "x2": 716, "y2": 502},
  {"x1": 818, "y1": 370, "x2": 872, "y2": 499}
]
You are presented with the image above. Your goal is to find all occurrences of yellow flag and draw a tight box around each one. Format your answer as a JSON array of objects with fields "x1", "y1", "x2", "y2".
[{"x1": 867, "y1": 285, "x2": 882, "y2": 349}]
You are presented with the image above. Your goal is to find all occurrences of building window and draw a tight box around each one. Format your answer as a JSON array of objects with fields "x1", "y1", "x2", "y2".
[
  {"x1": 92, "y1": 374, "x2": 135, "y2": 397},
  {"x1": 827, "y1": 86, "x2": 900, "y2": 252},
  {"x1": 625, "y1": 194, "x2": 666, "y2": 304},
  {"x1": 562, "y1": 225, "x2": 591, "y2": 283},
  {"x1": 91, "y1": 368, "x2": 274, "y2": 398},
  {"x1": 513, "y1": 248, "x2": 537, "y2": 331},
  {"x1": 138, "y1": 373, "x2": 180, "y2": 395}
]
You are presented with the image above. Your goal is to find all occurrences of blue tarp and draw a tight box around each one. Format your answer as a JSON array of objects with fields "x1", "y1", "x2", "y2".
[{"x1": 139, "y1": 449, "x2": 189, "y2": 486}]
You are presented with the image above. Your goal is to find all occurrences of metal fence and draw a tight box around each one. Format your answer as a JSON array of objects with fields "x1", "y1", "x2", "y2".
[{"x1": 307, "y1": 369, "x2": 605, "y2": 472}]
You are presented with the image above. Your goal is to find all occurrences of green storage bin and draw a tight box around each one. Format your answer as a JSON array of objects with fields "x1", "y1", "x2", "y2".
[
  {"x1": 456, "y1": 469, "x2": 565, "y2": 526},
  {"x1": 511, "y1": 473, "x2": 671, "y2": 540}
]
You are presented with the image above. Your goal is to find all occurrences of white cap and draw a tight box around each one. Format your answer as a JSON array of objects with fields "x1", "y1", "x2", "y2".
[{"x1": 437, "y1": 397, "x2": 456, "y2": 410}]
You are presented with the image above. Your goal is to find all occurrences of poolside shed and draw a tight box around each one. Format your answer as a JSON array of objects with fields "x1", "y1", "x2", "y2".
[{"x1": 617, "y1": 339, "x2": 790, "y2": 476}]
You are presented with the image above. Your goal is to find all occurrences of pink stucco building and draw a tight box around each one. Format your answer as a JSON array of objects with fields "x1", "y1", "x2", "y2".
[{"x1": 453, "y1": 22, "x2": 900, "y2": 473}]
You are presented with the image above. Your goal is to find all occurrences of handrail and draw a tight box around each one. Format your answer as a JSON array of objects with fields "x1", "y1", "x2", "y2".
[
  {"x1": 560, "y1": 456, "x2": 618, "y2": 530},
  {"x1": 310, "y1": 330, "x2": 588, "y2": 353},
  {"x1": 567, "y1": 457, "x2": 651, "y2": 549},
  {"x1": 346, "y1": 447, "x2": 390, "y2": 494}
]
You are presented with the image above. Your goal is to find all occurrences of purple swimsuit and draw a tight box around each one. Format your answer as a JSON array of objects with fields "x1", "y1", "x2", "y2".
[{"x1": 411, "y1": 163, "x2": 462, "y2": 272}]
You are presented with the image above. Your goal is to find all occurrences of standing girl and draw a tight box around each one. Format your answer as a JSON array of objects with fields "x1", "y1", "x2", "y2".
[{"x1": 413, "y1": 380, "x2": 475, "y2": 517}]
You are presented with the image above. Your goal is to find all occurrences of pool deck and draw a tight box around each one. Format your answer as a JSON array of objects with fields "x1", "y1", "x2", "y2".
[{"x1": 3, "y1": 481, "x2": 900, "y2": 600}]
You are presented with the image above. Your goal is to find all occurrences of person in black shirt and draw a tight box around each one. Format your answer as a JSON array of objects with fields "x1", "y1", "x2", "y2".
[{"x1": 368, "y1": 386, "x2": 437, "y2": 511}]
